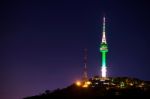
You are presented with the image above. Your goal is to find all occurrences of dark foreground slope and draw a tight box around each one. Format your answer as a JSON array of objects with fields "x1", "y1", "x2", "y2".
[{"x1": 24, "y1": 77, "x2": 150, "y2": 99}]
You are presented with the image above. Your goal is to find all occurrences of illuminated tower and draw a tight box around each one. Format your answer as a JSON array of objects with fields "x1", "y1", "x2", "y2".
[
  {"x1": 100, "y1": 17, "x2": 108, "y2": 78},
  {"x1": 82, "y1": 48, "x2": 88, "y2": 82}
]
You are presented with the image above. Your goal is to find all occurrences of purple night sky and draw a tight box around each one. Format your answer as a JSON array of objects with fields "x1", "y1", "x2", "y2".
[{"x1": 1, "y1": 0, "x2": 150, "y2": 99}]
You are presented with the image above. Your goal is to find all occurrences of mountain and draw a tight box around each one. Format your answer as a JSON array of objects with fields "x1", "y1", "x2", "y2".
[{"x1": 24, "y1": 77, "x2": 150, "y2": 99}]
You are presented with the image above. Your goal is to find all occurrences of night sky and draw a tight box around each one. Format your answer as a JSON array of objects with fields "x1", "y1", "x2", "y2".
[{"x1": 1, "y1": 0, "x2": 150, "y2": 99}]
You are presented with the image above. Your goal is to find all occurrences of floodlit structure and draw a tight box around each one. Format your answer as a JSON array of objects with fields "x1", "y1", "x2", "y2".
[{"x1": 100, "y1": 17, "x2": 108, "y2": 78}]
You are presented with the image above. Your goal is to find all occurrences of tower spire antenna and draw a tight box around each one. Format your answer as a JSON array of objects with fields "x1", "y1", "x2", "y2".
[
  {"x1": 103, "y1": 16, "x2": 105, "y2": 33},
  {"x1": 102, "y1": 16, "x2": 107, "y2": 43}
]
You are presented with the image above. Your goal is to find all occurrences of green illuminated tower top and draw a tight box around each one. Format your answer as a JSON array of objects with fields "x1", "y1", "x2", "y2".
[{"x1": 100, "y1": 17, "x2": 108, "y2": 78}]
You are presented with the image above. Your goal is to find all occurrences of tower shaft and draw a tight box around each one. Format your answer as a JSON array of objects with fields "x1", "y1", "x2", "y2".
[{"x1": 102, "y1": 52, "x2": 106, "y2": 67}]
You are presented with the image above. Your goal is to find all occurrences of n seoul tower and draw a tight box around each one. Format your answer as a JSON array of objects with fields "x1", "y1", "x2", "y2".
[{"x1": 100, "y1": 17, "x2": 108, "y2": 78}]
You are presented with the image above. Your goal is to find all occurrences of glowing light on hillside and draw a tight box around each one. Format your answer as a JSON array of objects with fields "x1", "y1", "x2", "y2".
[
  {"x1": 86, "y1": 81, "x2": 91, "y2": 85},
  {"x1": 82, "y1": 84, "x2": 88, "y2": 88},
  {"x1": 76, "y1": 81, "x2": 81, "y2": 86}
]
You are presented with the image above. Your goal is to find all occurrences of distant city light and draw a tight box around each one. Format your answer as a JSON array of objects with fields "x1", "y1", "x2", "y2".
[
  {"x1": 86, "y1": 81, "x2": 91, "y2": 85},
  {"x1": 76, "y1": 81, "x2": 81, "y2": 86},
  {"x1": 129, "y1": 83, "x2": 133, "y2": 86},
  {"x1": 82, "y1": 81, "x2": 91, "y2": 88},
  {"x1": 75, "y1": 81, "x2": 91, "y2": 88},
  {"x1": 82, "y1": 84, "x2": 88, "y2": 88}
]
